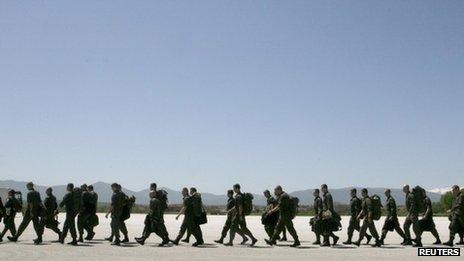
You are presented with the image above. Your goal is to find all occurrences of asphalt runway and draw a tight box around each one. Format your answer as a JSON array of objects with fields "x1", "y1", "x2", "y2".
[{"x1": 0, "y1": 214, "x2": 461, "y2": 260}]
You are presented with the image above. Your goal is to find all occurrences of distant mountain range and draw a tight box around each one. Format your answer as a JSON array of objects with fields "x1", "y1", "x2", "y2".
[{"x1": 0, "y1": 180, "x2": 444, "y2": 206}]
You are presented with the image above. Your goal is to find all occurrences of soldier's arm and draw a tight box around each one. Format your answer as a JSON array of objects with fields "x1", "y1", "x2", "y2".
[{"x1": 176, "y1": 206, "x2": 185, "y2": 219}]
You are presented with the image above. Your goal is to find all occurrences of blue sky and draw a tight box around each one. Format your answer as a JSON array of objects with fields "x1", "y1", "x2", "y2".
[{"x1": 1, "y1": 1, "x2": 463, "y2": 193}]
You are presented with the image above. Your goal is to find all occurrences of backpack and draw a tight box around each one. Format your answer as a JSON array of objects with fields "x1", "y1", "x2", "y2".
[
  {"x1": 72, "y1": 188, "x2": 83, "y2": 212},
  {"x1": 242, "y1": 193, "x2": 254, "y2": 215},
  {"x1": 288, "y1": 196, "x2": 299, "y2": 219},
  {"x1": 370, "y1": 194, "x2": 382, "y2": 220},
  {"x1": 156, "y1": 190, "x2": 168, "y2": 211},
  {"x1": 412, "y1": 186, "x2": 426, "y2": 214},
  {"x1": 121, "y1": 195, "x2": 136, "y2": 220}
]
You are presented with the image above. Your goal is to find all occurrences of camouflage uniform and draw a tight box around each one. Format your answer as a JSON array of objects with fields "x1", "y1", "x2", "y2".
[{"x1": 380, "y1": 195, "x2": 405, "y2": 242}]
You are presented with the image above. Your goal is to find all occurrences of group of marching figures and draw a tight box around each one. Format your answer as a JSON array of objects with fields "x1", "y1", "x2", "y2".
[{"x1": 0, "y1": 182, "x2": 463, "y2": 248}]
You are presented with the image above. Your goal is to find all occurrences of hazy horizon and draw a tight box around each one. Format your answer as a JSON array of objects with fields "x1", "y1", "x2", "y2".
[{"x1": 1, "y1": 1, "x2": 463, "y2": 194}]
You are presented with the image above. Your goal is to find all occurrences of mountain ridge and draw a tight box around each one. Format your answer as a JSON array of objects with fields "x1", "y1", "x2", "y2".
[{"x1": 0, "y1": 180, "x2": 444, "y2": 206}]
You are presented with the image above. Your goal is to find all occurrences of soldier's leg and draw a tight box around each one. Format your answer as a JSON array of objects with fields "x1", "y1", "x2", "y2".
[
  {"x1": 69, "y1": 214, "x2": 77, "y2": 240},
  {"x1": 238, "y1": 218, "x2": 256, "y2": 241},
  {"x1": 219, "y1": 217, "x2": 232, "y2": 240},
  {"x1": 280, "y1": 227, "x2": 287, "y2": 241},
  {"x1": 110, "y1": 217, "x2": 120, "y2": 242},
  {"x1": 283, "y1": 218, "x2": 299, "y2": 244},
  {"x1": 344, "y1": 218, "x2": 356, "y2": 244},
  {"x1": 264, "y1": 224, "x2": 274, "y2": 239},
  {"x1": 174, "y1": 218, "x2": 189, "y2": 242},
  {"x1": 356, "y1": 219, "x2": 369, "y2": 244},
  {"x1": 120, "y1": 220, "x2": 129, "y2": 240},
  {"x1": 269, "y1": 217, "x2": 285, "y2": 242},
  {"x1": 77, "y1": 214, "x2": 84, "y2": 239},
  {"x1": 13, "y1": 215, "x2": 32, "y2": 239},
  {"x1": 412, "y1": 217, "x2": 421, "y2": 244},
  {"x1": 430, "y1": 227, "x2": 440, "y2": 242},
  {"x1": 393, "y1": 218, "x2": 406, "y2": 239},
  {"x1": 403, "y1": 217, "x2": 412, "y2": 241},
  {"x1": 32, "y1": 215, "x2": 44, "y2": 240},
  {"x1": 227, "y1": 216, "x2": 238, "y2": 244},
  {"x1": 367, "y1": 221, "x2": 379, "y2": 240}
]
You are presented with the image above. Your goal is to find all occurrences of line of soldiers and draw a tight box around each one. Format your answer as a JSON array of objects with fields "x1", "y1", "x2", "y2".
[
  {"x1": 1, "y1": 182, "x2": 463, "y2": 248},
  {"x1": 0, "y1": 182, "x2": 98, "y2": 245}
]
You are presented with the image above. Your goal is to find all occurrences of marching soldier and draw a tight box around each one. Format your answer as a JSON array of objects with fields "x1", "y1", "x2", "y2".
[
  {"x1": 353, "y1": 188, "x2": 381, "y2": 247},
  {"x1": 0, "y1": 190, "x2": 22, "y2": 242},
  {"x1": 42, "y1": 187, "x2": 62, "y2": 240},
  {"x1": 402, "y1": 184, "x2": 419, "y2": 245},
  {"x1": 343, "y1": 188, "x2": 372, "y2": 245},
  {"x1": 135, "y1": 191, "x2": 170, "y2": 246},
  {"x1": 310, "y1": 189, "x2": 323, "y2": 245},
  {"x1": 379, "y1": 189, "x2": 406, "y2": 244},
  {"x1": 8, "y1": 182, "x2": 44, "y2": 244},
  {"x1": 264, "y1": 185, "x2": 300, "y2": 247},
  {"x1": 443, "y1": 185, "x2": 464, "y2": 246},
  {"x1": 413, "y1": 189, "x2": 441, "y2": 247},
  {"x1": 59, "y1": 183, "x2": 79, "y2": 245},
  {"x1": 320, "y1": 184, "x2": 340, "y2": 246},
  {"x1": 215, "y1": 190, "x2": 248, "y2": 244}
]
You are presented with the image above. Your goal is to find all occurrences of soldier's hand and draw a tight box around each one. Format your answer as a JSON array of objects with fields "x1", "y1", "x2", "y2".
[
  {"x1": 105, "y1": 213, "x2": 109, "y2": 219},
  {"x1": 175, "y1": 216, "x2": 179, "y2": 220}
]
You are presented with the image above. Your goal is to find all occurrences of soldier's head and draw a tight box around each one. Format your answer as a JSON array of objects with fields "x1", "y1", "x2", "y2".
[
  {"x1": 227, "y1": 189, "x2": 234, "y2": 198},
  {"x1": 190, "y1": 187, "x2": 197, "y2": 195},
  {"x1": 313, "y1": 188, "x2": 320, "y2": 197},
  {"x1": 150, "y1": 183, "x2": 157, "y2": 191},
  {"x1": 88, "y1": 185, "x2": 94, "y2": 192},
  {"x1": 8, "y1": 189, "x2": 15, "y2": 196},
  {"x1": 117, "y1": 184, "x2": 122, "y2": 190},
  {"x1": 81, "y1": 184, "x2": 88, "y2": 191},
  {"x1": 452, "y1": 185, "x2": 460, "y2": 196},
  {"x1": 263, "y1": 190, "x2": 271, "y2": 198},
  {"x1": 26, "y1": 182, "x2": 34, "y2": 191},
  {"x1": 274, "y1": 185, "x2": 283, "y2": 196},
  {"x1": 233, "y1": 184, "x2": 241, "y2": 193},
  {"x1": 361, "y1": 188, "x2": 368, "y2": 197},
  {"x1": 350, "y1": 188, "x2": 357, "y2": 197},
  {"x1": 321, "y1": 184, "x2": 328, "y2": 194},
  {"x1": 46, "y1": 187, "x2": 53, "y2": 196},
  {"x1": 149, "y1": 190, "x2": 156, "y2": 199},
  {"x1": 402, "y1": 184, "x2": 410, "y2": 194},
  {"x1": 181, "y1": 187, "x2": 189, "y2": 197},
  {"x1": 385, "y1": 189, "x2": 391, "y2": 198},
  {"x1": 111, "y1": 183, "x2": 119, "y2": 192},
  {"x1": 67, "y1": 183, "x2": 74, "y2": 192}
]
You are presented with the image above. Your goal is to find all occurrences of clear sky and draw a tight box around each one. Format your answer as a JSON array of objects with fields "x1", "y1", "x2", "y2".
[{"x1": 1, "y1": 1, "x2": 463, "y2": 194}]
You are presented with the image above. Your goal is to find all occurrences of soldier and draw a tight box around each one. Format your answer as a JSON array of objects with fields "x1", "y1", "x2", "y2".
[
  {"x1": 8, "y1": 182, "x2": 44, "y2": 244},
  {"x1": 343, "y1": 188, "x2": 372, "y2": 245},
  {"x1": 264, "y1": 185, "x2": 300, "y2": 247},
  {"x1": 353, "y1": 188, "x2": 381, "y2": 247},
  {"x1": 58, "y1": 183, "x2": 78, "y2": 245},
  {"x1": 77, "y1": 184, "x2": 92, "y2": 242},
  {"x1": 85, "y1": 185, "x2": 98, "y2": 240},
  {"x1": 320, "y1": 184, "x2": 340, "y2": 246},
  {"x1": 0, "y1": 190, "x2": 21, "y2": 242},
  {"x1": 413, "y1": 189, "x2": 441, "y2": 247},
  {"x1": 171, "y1": 187, "x2": 204, "y2": 246},
  {"x1": 310, "y1": 188, "x2": 323, "y2": 245},
  {"x1": 402, "y1": 184, "x2": 420, "y2": 245},
  {"x1": 215, "y1": 189, "x2": 248, "y2": 244},
  {"x1": 105, "y1": 183, "x2": 129, "y2": 245},
  {"x1": 262, "y1": 189, "x2": 279, "y2": 240},
  {"x1": 189, "y1": 187, "x2": 205, "y2": 246},
  {"x1": 379, "y1": 189, "x2": 406, "y2": 245},
  {"x1": 443, "y1": 185, "x2": 464, "y2": 246},
  {"x1": 42, "y1": 187, "x2": 62, "y2": 240},
  {"x1": 224, "y1": 184, "x2": 258, "y2": 246},
  {"x1": 135, "y1": 190, "x2": 170, "y2": 246}
]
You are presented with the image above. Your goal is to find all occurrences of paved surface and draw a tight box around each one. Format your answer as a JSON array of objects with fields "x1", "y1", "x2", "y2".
[{"x1": 0, "y1": 214, "x2": 461, "y2": 260}]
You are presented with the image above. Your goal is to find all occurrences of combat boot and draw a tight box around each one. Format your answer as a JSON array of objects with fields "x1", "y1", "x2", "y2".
[
  {"x1": 240, "y1": 237, "x2": 248, "y2": 245},
  {"x1": 290, "y1": 240, "x2": 301, "y2": 247},
  {"x1": 332, "y1": 235, "x2": 339, "y2": 245},
  {"x1": 111, "y1": 239, "x2": 121, "y2": 246},
  {"x1": 264, "y1": 239, "x2": 276, "y2": 245},
  {"x1": 121, "y1": 236, "x2": 129, "y2": 243},
  {"x1": 135, "y1": 237, "x2": 145, "y2": 245},
  {"x1": 68, "y1": 239, "x2": 78, "y2": 246},
  {"x1": 214, "y1": 238, "x2": 224, "y2": 244},
  {"x1": 443, "y1": 240, "x2": 454, "y2": 247},
  {"x1": 433, "y1": 239, "x2": 442, "y2": 245},
  {"x1": 366, "y1": 234, "x2": 372, "y2": 245},
  {"x1": 7, "y1": 236, "x2": 18, "y2": 242}
]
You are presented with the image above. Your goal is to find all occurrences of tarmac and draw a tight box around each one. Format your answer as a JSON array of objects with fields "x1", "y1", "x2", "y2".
[{"x1": 0, "y1": 214, "x2": 462, "y2": 260}]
